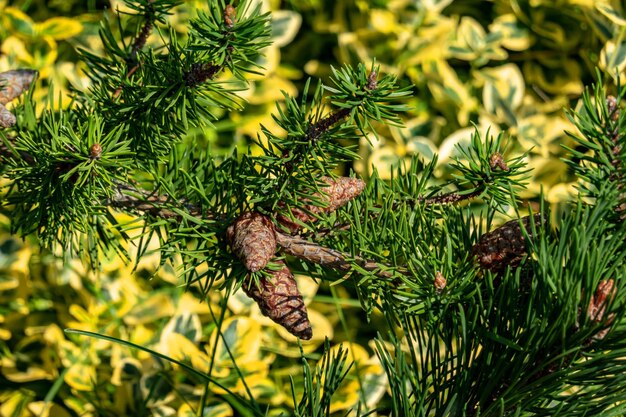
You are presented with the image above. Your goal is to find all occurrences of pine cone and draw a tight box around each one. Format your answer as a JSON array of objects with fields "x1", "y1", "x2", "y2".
[
  {"x1": 0, "y1": 69, "x2": 38, "y2": 104},
  {"x1": 277, "y1": 176, "x2": 365, "y2": 232},
  {"x1": 0, "y1": 104, "x2": 16, "y2": 128},
  {"x1": 243, "y1": 260, "x2": 312, "y2": 340},
  {"x1": 473, "y1": 214, "x2": 543, "y2": 273},
  {"x1": 0, "y1": 69, "x2": 38, "y2": 128},
  {"x1": 226, "y1": 212, "x2": 276, "y2": 272}
]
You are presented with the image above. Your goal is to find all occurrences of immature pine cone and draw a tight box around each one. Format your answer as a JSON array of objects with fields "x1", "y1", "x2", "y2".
[
  {"x1": 473, "y1": 214, "x2": 543, "y2": 273},
  {"x1": 278, "y1": 176, "x2": 365, "y2": 232},
  {"x1": 243, "y1": 260, "x2": 312, "y2": 340},
  {"x1": 0, "y1": 69, "x2": 37, "y2": 128},
  {"x1": 227, "y1": 212, "x2": 276, "y2": 272}
]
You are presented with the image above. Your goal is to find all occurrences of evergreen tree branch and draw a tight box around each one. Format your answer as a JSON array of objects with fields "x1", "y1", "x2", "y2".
[{"x1": 275, "y1": 231, "x2": 398, "y2": 280}]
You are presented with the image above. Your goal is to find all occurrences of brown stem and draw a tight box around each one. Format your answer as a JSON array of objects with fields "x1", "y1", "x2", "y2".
[
  {"x1": 283, "y1": 107, "x2": 352, "y2": 172},
  {"x1": 107, "y1": 183, "x2": 222, "y2": 221},
  {"x1": 419, "y1": 189, "x2": 482, "y2": 205},
  {"x1": 113, "y1": 4, "x2": 155, "y2": 100},
  {"x1": 130, "y1": 19, "x2": 153, "y2": 62},
  {"x1": 305, "y1": 107, "x2": 352, "y2": 143},
  {"x1": 184, "y1": 63, "x2": 223, "y2": 87}
]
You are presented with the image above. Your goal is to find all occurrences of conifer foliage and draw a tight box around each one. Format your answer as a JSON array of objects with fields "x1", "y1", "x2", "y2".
[{"x1": 1, "y1": 1, "x2": 626, "y2": 415}]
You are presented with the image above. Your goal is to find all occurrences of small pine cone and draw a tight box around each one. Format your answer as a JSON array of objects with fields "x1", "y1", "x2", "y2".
[
  {"x1": 473, "y1": 213, "x2": 543, "y2": 273},
  {"x1": 243, "y1": 260, "x2": 312, "y2": 340},
  {"x1": 0, "y1": 104, "x2": 16, "y2": 128},
  {"x1": 0, "y1": 69, "x2": 38, "y2": 104},
  {"x1": 227, "y1": 212, "x2": 276, "y2": 272},
  {"x1": 277, "y1": 176, "x2": 365, "y2": 232}
]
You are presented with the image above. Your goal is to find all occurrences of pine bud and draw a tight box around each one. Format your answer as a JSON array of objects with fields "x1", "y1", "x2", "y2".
[
  {"x1": 224, "y1": 4, "x2": 236, "y2": 28},
  {"x1": 489, "y1": 152, "x2": 509, "y2": 172},
  {"x1": 472, "y1": 214, "x2": 542, "y2": 273},
  {"x1": 227, "y1": 212, "x2": 276, "y2": 272},
  {"x1": 607, "y1": 96, "x2": 620, "y2": 122},
  {"x1": 366, "y1": 71, "x2": 377, "y2": 90},
  {"x1": 278, "y1": 176, "x2": 365, "y2": 232},
  {"x1": 89, "y1": 143, "x2": 103, "y2": 160},
  {"x1": 0, "y1": 104, "x2": 16, "y2": 128},
  {"x1": 0, "y1": 69, "x2": 38, "y2": 105},
  {"x1": 587, "y1": 279, "x2": 616, "y2": 341},
  {"x1": 243, "y1": 260, "x2": 312, "y2": 340},
  {"x1": 434, "y1": 271, "x2": 446, "y2": 292}
]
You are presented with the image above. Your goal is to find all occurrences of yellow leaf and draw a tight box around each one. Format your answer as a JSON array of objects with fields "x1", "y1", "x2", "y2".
[
  {"x1": 2, "y1": 357, "x2": 55, "y2": 382},
  {"x1": 523, "y1": 59, "x2": 583, "y2": 95},
  {"x1": 271, "y1": 11, "x2": 302, "y2": 47},
  {"x1": 546, "y1": 182, "x2": 578, "y2": 203},
  {"x1": 422, "y1": 60, "x2": 478, "y2": 125},
  {"x1": 489, "y1": 14, "x2": 535, "y2": 51},
  {"x1": 596, "y1": 3, "x2": 626, "y2": 26},
  {"x1": 28, "y1": 402, "x2": 73, "y2": 417},
  {"x1": 481, "y1": 64, "x2": 525, "y2": 124},
  {"x1": 370, "y1": 9, "x2": 397, "y2": 34},
  {"x1": 422, "y1": 0, "x2": 454, "y2": 13},
  {"x1": 1, "y1": 7, "x2": 35, "y2": 37},
  {"x1": 111, "y1": 357, "x2": 143, "y2": 386},
  {"x1": 123, "y1": 292, "x2": 176, "y2": 325},
  {"x1": 599, "y1": 40, "x2": 626, "y2": 78},
  {"x1": 35, "y1": 17, "x2": 83, "y2": 40},
  {"x1": 0, "y1": 391, "x2": 32, "y2": 417},
  {"x1": 0, "y1": 328, "x2": 10, "y2": 340},
  {"x1": 248, "y1": 74, "x2": 297, "y2": 105},
  {"x1": 208, "y1": 316, "x2": 264, "y2": 364},
  {"x1": 368, "y1": 145, "x2": 402, "y2": 180},
  {"x1": 401, "y1": 17, "x2": 455, "y2": 65},
  {"x1": 161, "y1": 332, "x2": 214, "y2": 374},
  {"x1": 0, "y1": 36, "x2": 33, "y2": 64},
  {"x1": 178, "y1": 403, "x2": 233, "y2": 417}
]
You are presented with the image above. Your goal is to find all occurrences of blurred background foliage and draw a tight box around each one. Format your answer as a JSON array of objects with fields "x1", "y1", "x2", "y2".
[{"x1": 1, "y1": 0, "x2": 626, "y2": 415}]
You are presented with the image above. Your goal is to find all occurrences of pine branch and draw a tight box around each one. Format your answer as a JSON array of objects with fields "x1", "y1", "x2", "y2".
[{"x1": 275, "y1": 231, "x2": 398, "y2": 280}]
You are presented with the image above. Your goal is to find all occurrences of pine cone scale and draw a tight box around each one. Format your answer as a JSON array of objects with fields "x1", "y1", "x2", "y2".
[
  {"x1": 473, "y1": 214, "x2": 543, "y2": 273},
  {"x1": 227, "y1": 212, "x2": 276, "y2": 272},
  {"x1": 243, "y1": 261, "x2": 312, "y2": 339},
  {"x1": 277, "y1": 176, "x2": 365, "y2": 232}
]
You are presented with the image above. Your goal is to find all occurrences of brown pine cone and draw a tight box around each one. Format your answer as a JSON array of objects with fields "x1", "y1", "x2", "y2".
[
  {"x1": 0, "y1": 104, "x2": 16, "y2": 128},
  {"x1": 277, "y1": 176, "x2": 365, "y2": 232},
  {"x1": 473, "y1": 213, "x2": 543, "y2": 273},
  {"x1": 0, "y1": 69, "x2": 38, "y2": 104},
  {"x1": 243, "y1": 260, "x2": 312, "y2": 340},
  {"x1": 226, "y1": 212, "x2": 276, "y2": 272},
  {"x1": 0, "y1": 69, "x2": 38, "y2": 128}
]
